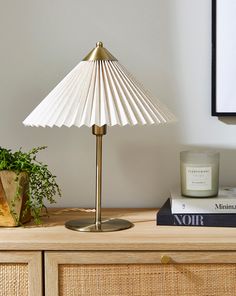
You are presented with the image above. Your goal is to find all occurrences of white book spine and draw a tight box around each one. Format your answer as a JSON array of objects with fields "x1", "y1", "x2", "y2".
[{"x1": 171, "y1": 198, "x2": 236, "y2": 214}]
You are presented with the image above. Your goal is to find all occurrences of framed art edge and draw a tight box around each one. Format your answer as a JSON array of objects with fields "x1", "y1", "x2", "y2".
[
  {"x1": 211, "y1": 0, "x2": 236, "y2": 116},
  {"x1": 211, "y1": 0, "x2": 217, "y2": 116}
]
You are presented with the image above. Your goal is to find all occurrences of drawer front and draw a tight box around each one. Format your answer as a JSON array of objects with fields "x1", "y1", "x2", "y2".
[
  {"x1": 58, "y1": 263, "x2": 236, "y2": 296},
  {"x1": 45, "y1": 251, "x2": 236, "y2": 296},
  {"x1": 0, "y1": 251, "x2": 42, "y2": 296}
]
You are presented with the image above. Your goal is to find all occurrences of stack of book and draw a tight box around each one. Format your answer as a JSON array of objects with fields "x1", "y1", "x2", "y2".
[{"x1": 156, "y1": 187, "x2": 236, "y2": 227}]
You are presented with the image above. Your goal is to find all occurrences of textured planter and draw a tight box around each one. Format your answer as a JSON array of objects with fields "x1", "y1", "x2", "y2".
[{"x1": 0, "y1": 171, "x2": 31, "y2": 226}]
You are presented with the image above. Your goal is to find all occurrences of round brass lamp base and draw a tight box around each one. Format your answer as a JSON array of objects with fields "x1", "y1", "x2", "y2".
[{"x1": 65, "y1": 218, "x2": 133, "y2": 232}]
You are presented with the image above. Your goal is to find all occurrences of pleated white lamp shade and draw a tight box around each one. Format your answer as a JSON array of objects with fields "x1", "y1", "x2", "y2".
[{"x1": 23, "y1": 43, "x2": 176, "y2": 127}]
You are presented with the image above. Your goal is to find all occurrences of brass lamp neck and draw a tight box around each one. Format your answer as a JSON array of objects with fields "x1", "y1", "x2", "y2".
[{"x1": 92, "y1": 125, "x2": 107, "y2": 136}]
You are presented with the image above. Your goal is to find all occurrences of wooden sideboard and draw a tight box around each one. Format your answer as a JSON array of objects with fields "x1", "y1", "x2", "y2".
[{"x1": 1, "y1": 208, "x2": 236, "y2": 296}]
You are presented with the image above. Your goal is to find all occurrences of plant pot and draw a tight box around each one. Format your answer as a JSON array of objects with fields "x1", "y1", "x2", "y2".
[{"x1": 0, "y1": 171, "x2": 31, "y2": 226}]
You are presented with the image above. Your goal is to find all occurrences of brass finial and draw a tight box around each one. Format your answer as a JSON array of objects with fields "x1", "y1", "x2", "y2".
[
  {"x1": 96, "y1": 41, "x2": 103, "y2": 47},
  {"x1": 82, "y1": 41, "x2": 117, "y2": 61}
]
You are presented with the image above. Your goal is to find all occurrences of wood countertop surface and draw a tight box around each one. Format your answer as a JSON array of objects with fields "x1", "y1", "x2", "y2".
[{"x1": 0, "y1": 208, "x2": 236, "y2": 251}]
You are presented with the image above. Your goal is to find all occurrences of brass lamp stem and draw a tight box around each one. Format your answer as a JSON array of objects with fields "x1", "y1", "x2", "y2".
[
  {"x1": 65, "y1": 123, "x2": 133, "y2": 232},
  {"x1": 95, "y1": 135, "x2": 102, "y2": 229},
  {"x1": 92, "y1": 125, "x2": 107, "y2": 230}
]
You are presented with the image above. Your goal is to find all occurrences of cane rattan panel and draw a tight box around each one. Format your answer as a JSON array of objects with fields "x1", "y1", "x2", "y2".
[
  {"x1": 59, "y1": 263, "x2": 236, "y2": 296},
  {"x1": 0, "y1": 263, "x2": 28, "y2": 296}
]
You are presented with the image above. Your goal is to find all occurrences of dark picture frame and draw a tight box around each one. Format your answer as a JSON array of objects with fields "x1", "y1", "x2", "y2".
[{"x1": 212, "y1": 0, "x2": 236, "y2": 116}]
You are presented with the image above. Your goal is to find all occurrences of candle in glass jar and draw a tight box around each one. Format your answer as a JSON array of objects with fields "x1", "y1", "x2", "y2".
[{"x1": 180, "y1": 151, "x2": 220, "y2": 197}]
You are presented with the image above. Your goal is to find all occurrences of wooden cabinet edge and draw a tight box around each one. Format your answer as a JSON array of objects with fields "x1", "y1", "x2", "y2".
[
  {"x1": 0, "y1": 251, "x2": 42, "y2": 296},
  {"x1": 45, "y1": 252, "x2": 59, "y2": 296},
  {"x1": 44, "y1": 251, "x2": 236, "y2": 264},
  {"x1": 2, "y1": 242, "x2": 236, "y2": 251},
  {"x1": 28, "y1": 252, "x2": 43, "y2": 296}
]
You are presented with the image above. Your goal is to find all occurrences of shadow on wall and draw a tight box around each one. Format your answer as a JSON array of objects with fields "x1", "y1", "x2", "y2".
[
  {"x1": 219, "y1": 117, "x2": 236, "y2": 125},
  {"x1": 117, "y1": 142, "x2": 179, "y2": 204},
  {"x1": 101, "y1": 124, "x2": 180, "y2": 208}
]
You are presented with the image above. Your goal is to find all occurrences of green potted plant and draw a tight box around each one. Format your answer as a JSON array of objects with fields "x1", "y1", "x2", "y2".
[{"x1": 0, "y1": 146, "x2": 61, "y2": 226}]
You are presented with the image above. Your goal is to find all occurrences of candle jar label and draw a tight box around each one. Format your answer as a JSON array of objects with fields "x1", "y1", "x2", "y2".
[{"x1": 186, "y1": 166, "x2": 212, "y2": 190}]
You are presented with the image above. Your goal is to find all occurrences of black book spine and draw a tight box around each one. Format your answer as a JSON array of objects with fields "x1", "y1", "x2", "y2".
[{"x1": 156, "y1": 199, "x2": 236, "y2": 227}]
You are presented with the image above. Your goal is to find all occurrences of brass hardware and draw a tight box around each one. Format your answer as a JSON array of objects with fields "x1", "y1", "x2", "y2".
[
  {"x1": 65, "y1": 218, "x2": 133, "y2": 232},
  {"x1": 92, "y1": 125, "x2": 107, "y2": 136},
  {"x1": 94, "y1": 128, "x2": 103, "y2": 229},
  {"x1": 65, "y1": 124, "x2": 134, "y2": 232},
  {"x1": 96, "y1": 41, "x2": 103, "y2": 47},
  {"x1": 161, "y1": 255, "x2": 171, "y2": 264},
  {"x1": 82, "y1": 41, "x2": 118, "y2": 61}
]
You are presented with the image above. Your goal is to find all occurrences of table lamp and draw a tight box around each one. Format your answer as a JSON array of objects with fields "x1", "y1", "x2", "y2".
[{"x1": 23, "y1": 42, "x2": 176, "y2": 232}]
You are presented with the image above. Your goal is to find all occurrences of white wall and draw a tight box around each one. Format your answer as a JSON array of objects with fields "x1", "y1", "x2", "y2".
[{"x1": 1, "y1": 0, "x2": 236, "y2": 208}]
